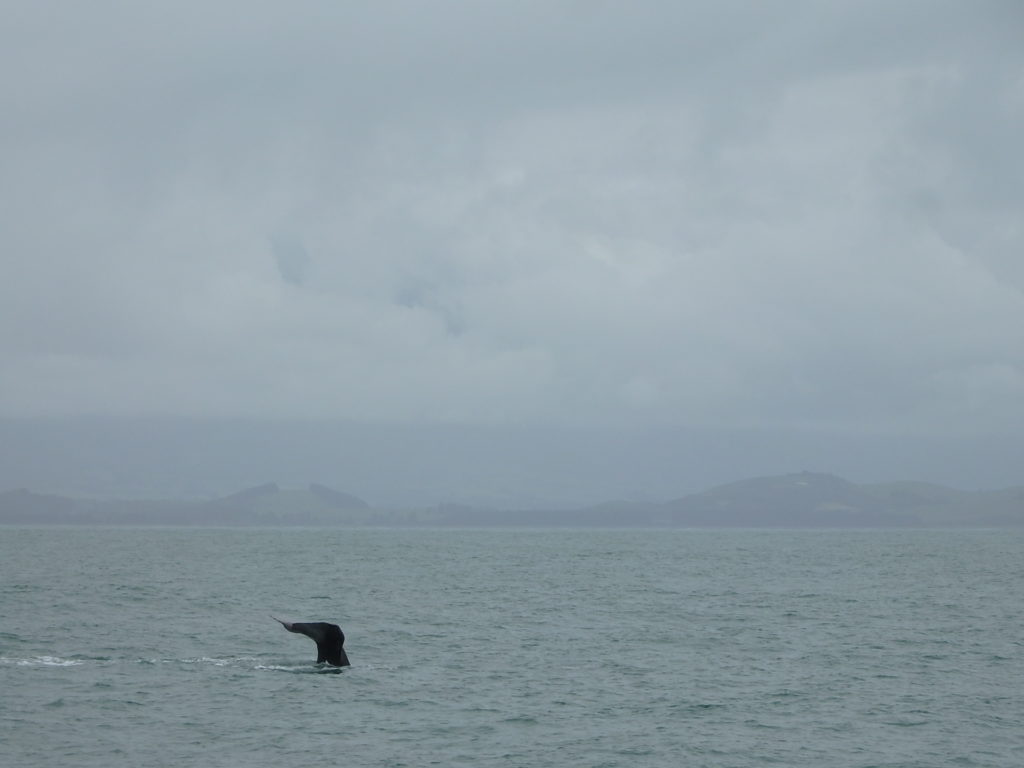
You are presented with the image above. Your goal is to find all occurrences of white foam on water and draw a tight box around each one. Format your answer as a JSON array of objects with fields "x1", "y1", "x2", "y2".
[
  {"x1": 178, "y1": 657, "x2": 255, "y2": 666},
  {"x1": 0, "y1": 655, "x2": 84, "y2": 667}
]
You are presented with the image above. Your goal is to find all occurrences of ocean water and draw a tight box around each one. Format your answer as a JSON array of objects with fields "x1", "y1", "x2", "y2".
[{"x1": 1, "y1": 527, "x2": 1021, "y2": 767}]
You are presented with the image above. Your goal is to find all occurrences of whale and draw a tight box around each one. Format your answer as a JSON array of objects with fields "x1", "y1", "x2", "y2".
[{"x1": 273, "y1": 617, "x2": 350, "y2": 667}]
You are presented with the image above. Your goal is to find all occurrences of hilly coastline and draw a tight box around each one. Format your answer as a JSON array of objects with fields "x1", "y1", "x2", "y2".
[{"x1": 2, "y1": 472, "x2": 1022, "y2": 527}]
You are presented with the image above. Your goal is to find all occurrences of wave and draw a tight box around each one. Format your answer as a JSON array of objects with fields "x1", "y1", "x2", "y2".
[
  {"x1": 150, "y1": 656, "x2": 348, "y2": 673},
  {"x1": 1, "y1": 654, "x2": 353, "y2": 673},
  {"x1": 0, "y1": 655, "x2": 84, "y2": 667},
  {"x1": 177, "y1": 656, "x2": 259, "y2": 666}
]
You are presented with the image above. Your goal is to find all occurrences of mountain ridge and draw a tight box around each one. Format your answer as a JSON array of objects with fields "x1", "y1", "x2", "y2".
[{"x1": 1, "y1": 472, "x2": 1021, "y2": 527}]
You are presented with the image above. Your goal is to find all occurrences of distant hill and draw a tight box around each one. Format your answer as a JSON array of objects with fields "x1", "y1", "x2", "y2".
[
  {"x1": 1, "y1": 472, "x2": 1022, "y2": 526},
  {"x1": 660, "y1": 472, "x2": 918, "y2": 527},
  {"x1": 0, "y1": 483, "x2": 375, "y2": 526},
  {"x1": 492, "y1": 472, "x2": 1024, "y2": 528},
  {"x1": 668, "y1": 472, "x2": 1023, "y2": 527},
  {"x1": 203, "y1": 482, "x2": 373, "y2": 525}
]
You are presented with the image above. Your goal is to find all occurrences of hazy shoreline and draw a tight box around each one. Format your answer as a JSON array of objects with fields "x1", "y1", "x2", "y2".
[{"x1": 4, "y1": 471, "x2": 1021, "y2": 528}]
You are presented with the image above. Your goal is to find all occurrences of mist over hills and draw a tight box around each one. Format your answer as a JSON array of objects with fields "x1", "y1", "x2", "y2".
[
  {"x1": 2, "y1": 417, "x2": 1023, "y2": 510},
  {"x1": 0, "y1": 483, "x2": 377, "y2": 527},
  {"x1": 2, "y1": 472, "x2": 1021, "y2": 528},
  {"x1": 3, "y1": 418, "x2": 1022, "y2": 525}
]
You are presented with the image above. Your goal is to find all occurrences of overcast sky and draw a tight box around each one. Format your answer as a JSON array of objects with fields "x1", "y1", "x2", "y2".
[{"x1": 2, "y1": 1, "x2": 1022, "y2": 440}]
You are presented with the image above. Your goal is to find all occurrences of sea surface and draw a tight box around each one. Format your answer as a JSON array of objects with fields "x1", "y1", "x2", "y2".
[{"x1": 1, "y1": 527, "x2": 1022, "y2": 767}]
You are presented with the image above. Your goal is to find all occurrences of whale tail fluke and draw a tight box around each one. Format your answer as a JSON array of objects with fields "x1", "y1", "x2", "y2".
[{"x1": 273, "y1": 617, "x2": 350, "y2": 667}]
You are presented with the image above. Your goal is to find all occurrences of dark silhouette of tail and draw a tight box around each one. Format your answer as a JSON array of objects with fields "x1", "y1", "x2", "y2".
[{"x1": 273, "y1": 617, "x2": 350, "y2": 667}]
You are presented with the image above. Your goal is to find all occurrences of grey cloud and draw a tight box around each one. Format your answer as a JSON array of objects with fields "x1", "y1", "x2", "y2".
[
  {"x1": 1, "y1": 1, "x2": 1022, "y2": 443},
  {"x1": 270, "y1": 234, "x2": 310, "y2": 286}
]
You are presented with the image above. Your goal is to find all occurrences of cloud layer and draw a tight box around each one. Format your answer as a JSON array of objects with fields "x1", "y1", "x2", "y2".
[{"x1": 2, "y1": 2, "x2": 1022, "y2": 434}]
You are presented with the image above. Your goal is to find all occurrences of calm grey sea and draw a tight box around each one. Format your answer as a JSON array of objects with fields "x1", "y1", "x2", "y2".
[{"x1": 1, "y1": 527, "x2": 1021, "y2": 767}]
